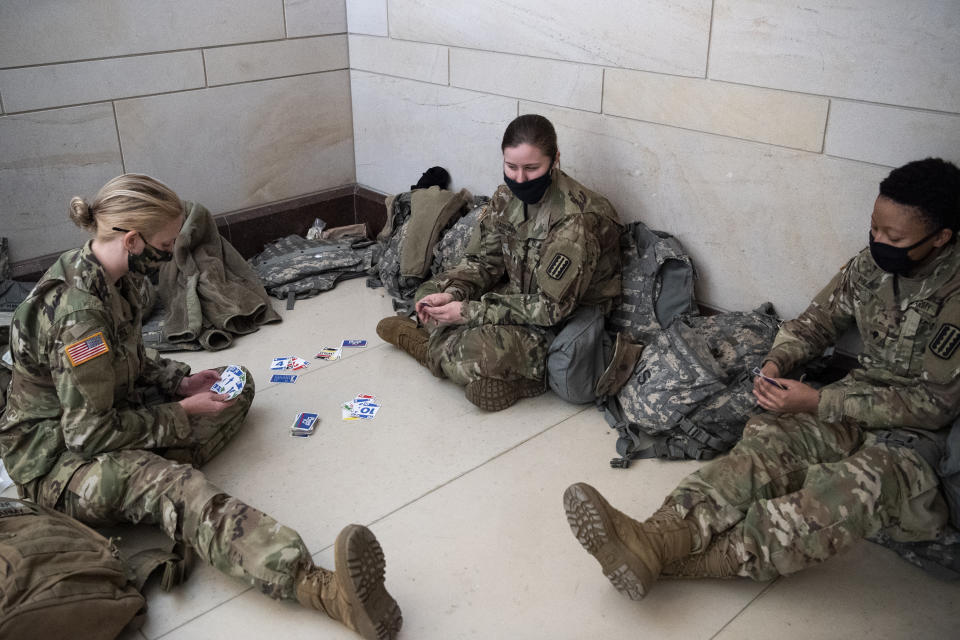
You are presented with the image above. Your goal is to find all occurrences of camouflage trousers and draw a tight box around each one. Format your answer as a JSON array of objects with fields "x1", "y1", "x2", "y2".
[
  {"x1": 666, "y1": 411, "x2": 947, "y2": 581},
  {"x1": 427, "y1": 323, "x2": 550, "y2": 386},
  {"x1": 40, "y1": 367, "x2": 310, "y2": 600}
]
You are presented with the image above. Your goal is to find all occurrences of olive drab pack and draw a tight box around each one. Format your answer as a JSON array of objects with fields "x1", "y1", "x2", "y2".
[
  {"x1": 603, "y1": 305, "x2": 780, "y2": 466},
  {"x1": 0, "y1": 497, "x2": 190, "y2": 639},
  {"x1": 607, "y1": 221, "x2": 698, "y2": 344},
  {"x1": 0, "y1": 497, "x2": 145, "y2": 639},
  {"x1": 368, "y1": 188, "x2": 479, "y2": 313}
]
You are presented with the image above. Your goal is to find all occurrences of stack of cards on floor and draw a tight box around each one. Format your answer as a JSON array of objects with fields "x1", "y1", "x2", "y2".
[
  {"x1": 290, "y1": 412, "x2": 319, "y2": 438},
  {"x1": 211, "y1": 365, "x2": 246, "y2": 400},
  {"x1": 271, "y1": 356, "x2": 311, "y2": 371},
  {"x1": 342, "y1": 394, "x2": 381, "y2": 421},
  {"x1": 341, "y1": 339, "x2": 367, "y2": 348}
]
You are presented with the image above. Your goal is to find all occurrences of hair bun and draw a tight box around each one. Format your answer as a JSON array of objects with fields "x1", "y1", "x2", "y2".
[{"x1": 69, "y1": 196, "x2": 95, "y2": 230}]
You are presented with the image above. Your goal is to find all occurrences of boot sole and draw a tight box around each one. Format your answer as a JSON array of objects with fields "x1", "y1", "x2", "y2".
[
  {"x1": 464, "y1": 378, "x2": 545, "y2": 412},
  {"x1": 336, "y1": 524, "x2": 403, "y2": 640},
  {"x1": 563, "y1": 483, "x2": 652, "y2": 601}
]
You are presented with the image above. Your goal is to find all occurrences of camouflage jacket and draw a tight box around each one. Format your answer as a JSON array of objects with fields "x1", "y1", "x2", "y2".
[
  {"x1": 416, "y1": 169, "x2": 623, "y2": 328},
  {"x1": 0, "y1": 242, "x2": 191, "y2": 499},
  {"x1": 765, "y1": 242, "x2": 960, "y2": 430}
]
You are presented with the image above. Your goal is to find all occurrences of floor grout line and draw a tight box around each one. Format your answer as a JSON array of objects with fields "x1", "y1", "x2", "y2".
[{"x1": 707, "y1": 577, "x2": 780, "y2": 639}]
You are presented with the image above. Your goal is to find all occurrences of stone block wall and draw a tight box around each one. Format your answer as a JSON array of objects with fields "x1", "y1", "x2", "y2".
[
  {"x1": 349, "y1": 0, "x2": 960, "y2": 318},
  {"x1": 0, "y1": 0, "x2": 352, "y2": 264}
]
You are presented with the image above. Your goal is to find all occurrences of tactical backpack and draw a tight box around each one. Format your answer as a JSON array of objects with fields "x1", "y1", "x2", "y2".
[
  {"x1": 603, "y1": 305, "x2": 780, "y2": 466},
  {"x1": 369, "y1": 187, "x2": 476, "y2": 313},
  {"x1": 607, "y1": 221, "x2": 698, "y2": 344},
  {"x1": 0, "y1": 497, "x2": 189, "y2": 639}
]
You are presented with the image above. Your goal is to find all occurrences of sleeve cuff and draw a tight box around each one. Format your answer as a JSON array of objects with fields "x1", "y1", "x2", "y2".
[
  {"x1": 817, "y1": 385, "x2": 845, "y2": 423},
  {"x1": 444, "y1": 285, "x2": 467, "y2": 302}
]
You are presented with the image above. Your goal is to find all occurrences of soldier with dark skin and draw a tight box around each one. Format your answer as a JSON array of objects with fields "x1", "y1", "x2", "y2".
[
  {"x1": 564, "y1": 158, "x2": 960, "y2": 598},
  {"x1": 0, "y1": 175, "x2": 402, "y2": 640},
  {"x1": 377, "y1": 114, "x2": 623, "y2": 410}
]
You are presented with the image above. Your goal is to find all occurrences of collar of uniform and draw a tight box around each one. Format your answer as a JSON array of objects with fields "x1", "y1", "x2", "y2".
[{"x1": 898, "y1": 240, "x2": 960, "y2": 307}]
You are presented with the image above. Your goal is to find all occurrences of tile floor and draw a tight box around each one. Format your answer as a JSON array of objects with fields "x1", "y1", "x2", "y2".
[{"x1": 5, "y1": 278, "x2": 958, "y2": 639}]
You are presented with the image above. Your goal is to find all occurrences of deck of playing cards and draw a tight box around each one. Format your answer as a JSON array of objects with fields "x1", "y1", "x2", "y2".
[
  {"x1": 211, "y1": 365, "x2": 246, "y2": 400},
  {"x1": 270, "y1": 373, "x2": 299, "y2": 383},
  {"x1": 290, "y1": 412, "x2": 319, "y2": 437},
  {"x1": 342, "y1": 393, "x2": 381, "y2": 421},
  {"x1": 341, "y1": 339, "x2": 367, "y2": 348}
]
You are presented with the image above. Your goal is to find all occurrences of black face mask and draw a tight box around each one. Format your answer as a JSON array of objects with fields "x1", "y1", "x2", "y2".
[
  {"x1": 503, "y1": 163, "x2": 554, "y2": 205},
  {"x1": 114, "y1": 226, "x2": 174, "y2": 284},
  {"x1": 869, "y1": 229, "x2": 940, "y2": 275}
]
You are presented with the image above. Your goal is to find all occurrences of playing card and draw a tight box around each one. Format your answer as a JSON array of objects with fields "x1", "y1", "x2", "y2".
[
  {"x1": 341, "y1": 339, "x2": 367, "y2": 348},
  {"x1": 211, "y1": 365, "x2": 246, "y2": 400},
  {"x1": 270, "y1": 374, "x2": 299, "y2": 384}
]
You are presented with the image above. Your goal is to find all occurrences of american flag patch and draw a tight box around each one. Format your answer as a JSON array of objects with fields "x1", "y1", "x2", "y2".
[{"x1": 65, "y1": 332, "x2": 110, "y2": 367}]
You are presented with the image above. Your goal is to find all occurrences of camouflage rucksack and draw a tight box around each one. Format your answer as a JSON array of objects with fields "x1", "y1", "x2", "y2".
[
  {"x1": 608, "y1": 221, "x2": 698, "y2": 344},
  {"x1": 369, "y1": 188, "x2": 478, "y2": 312},
  {"x1": 603, "y1": 305, "x2": 780, "y2": 466},
  {"x1": 430, "y1": 198, "x2": 487, "y2": 276}
]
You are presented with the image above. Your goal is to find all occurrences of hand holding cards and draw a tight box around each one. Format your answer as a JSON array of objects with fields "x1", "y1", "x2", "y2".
[
  {"x1": 751, "y1": 366, "x2": 787, "y2": 390},
  {"x1": 210, "y1": 365, "x2": 246, "y2": 399}
]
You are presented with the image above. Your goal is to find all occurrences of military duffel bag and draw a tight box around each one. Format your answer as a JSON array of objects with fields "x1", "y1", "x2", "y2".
[{"x1": 0, "y1": 497, "x2": 145, "y2": 640}]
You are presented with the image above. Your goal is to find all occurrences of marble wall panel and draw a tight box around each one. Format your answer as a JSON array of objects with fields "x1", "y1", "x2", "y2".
[
  {"x1": 825, "y1": 101, "x2": 960, "y2": 168},
  {"x1": 284, "y1": 0, "x2": 348, "y2": 37},
  {"x1": 388, "y1": 0, "x2": 711, "y2": 76},
  {"x1": 351, "y1": 71, "x2": 517, "y2": 196},
  {"x1": 114, "y1": 72, "x2": 354, "y2": 215},
  {"x1": 0, "y1": 0, "x2": 283, "y2": 68},
  {"x1": 518, "y1": 102, "x2": 887, "y2": 318},
  {"x1": 710, "y1": 0, "x2": 960, "y2": 112},
  {"x1": 205, "y1": 36, "x2": 348, "y2": 86},
  {"x1": 346, "y1": 0, "x2": 389, "y2": 36},
  {"x1": 348, "y1": 35, "x2": 447, "y2": 85},
  {"x1": 0, "y1": 104, "x2": 124, "y2": 262},
  {"x1": 0, "y1": 52, "x2": 204, "y2": 113},
  {"x1": 451, "y1": 49, "x2": 602, "y2": 112},
  {"x1": 603, "y1": 68, "x2": 827, "y2": 151}
]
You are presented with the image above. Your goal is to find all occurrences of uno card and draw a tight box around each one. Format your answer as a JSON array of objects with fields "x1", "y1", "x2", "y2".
[
  {"x1": 341, "y1": 406, "x2": 360, "y2": 421},
  {"x1": 211, "y1": 365, "x2": 246, "y2": 399},
  {"x1": 290, "y1": 412, "x2": 319, "y2": 436},
  {"x1": 288, "y1": 356, "x2": 311, "y2": 370},
  {"x1": 751, "y1": 367, "x2": 787, "y2": 390},
  {"x1": 350, "y1": 402, "x2": 381, "y2": 419},
  {"x1": 270, "y1": 357, "x2": 291, "y2": 370},
  {"x1": 270, "y1": 374, "x2": 299, "y2": 384},
  {"x1": 341, "y1": 339, "x2": 367, "y2": 348},
  {"x1": 316, "y1": 347, "x2": 342, "y2": 361}
]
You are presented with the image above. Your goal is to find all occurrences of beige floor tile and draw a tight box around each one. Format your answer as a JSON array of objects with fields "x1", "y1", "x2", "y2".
[
  {"x1": 158, "y1": 410, "x2": 768, "y2": 640},
  {"x1": 713, "y1": 541, "x2": 960, "y2": 640},
  {"x1": 139, "y1": 281, "x2": 584, "y2": 637}
]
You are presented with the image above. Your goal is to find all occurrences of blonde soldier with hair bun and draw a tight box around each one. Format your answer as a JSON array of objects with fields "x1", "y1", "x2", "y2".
[
  {"x1": 378, "y1": 114, "x2": 623, "y2": 410},
  {"x1": 0, "y1": 175, "x2": 401, "y2": 640}
]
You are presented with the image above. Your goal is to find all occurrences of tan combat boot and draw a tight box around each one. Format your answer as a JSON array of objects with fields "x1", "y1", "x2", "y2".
[
  {"x1": 563, "y1": 483, "x2": 695, "y2": 600},
  {"x1": 376, "y1": 315, "x2": 430, "y2": 368},
  {"x1": 661, "y1": 528, "x2": 742, "y2": 579},
  {"x1": 295, "y1": 524, "x2": 402, "y2": 640},
  {"x1": 464, "y1": 376, "x2": 547, "y2": 411}
]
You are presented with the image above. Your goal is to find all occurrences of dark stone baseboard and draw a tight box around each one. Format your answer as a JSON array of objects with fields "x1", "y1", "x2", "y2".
[{"x1": 11, "y1": 183, "x2": 388, "y2": 281}]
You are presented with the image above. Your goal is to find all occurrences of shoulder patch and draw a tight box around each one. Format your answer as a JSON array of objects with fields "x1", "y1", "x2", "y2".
[
  {"x1": 929, "y1": 323, "x2": 960, "y2": 360},
  {"x1": 546, "y1": 253, "x2": 572, "y2": 280},
  {"x1": 65, "y1": 331, "x2": 110, "y2": 366}
]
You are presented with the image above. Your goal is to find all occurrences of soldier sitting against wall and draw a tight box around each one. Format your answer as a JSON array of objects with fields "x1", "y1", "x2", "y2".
[
  {"x1": 0, "y1": 175, "x2": 402, "y2": 640},
  {"x1": 563, "y1": 158, "x2": 960, "y2": 598},
  {"x1": 377, "y1": 114, "x2": 623, "y2": 411}
]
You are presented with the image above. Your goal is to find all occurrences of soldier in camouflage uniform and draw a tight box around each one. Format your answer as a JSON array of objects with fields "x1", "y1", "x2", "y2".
[
  {"x1": 0, "y1": 175, "x2": 401, "y2": 640},
  {"x1": 564, "y1": 158, "x2": 960, "y2": 599},
  {"x1": 377, "y1": 114, "x2": 623, "y2": 410}
]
